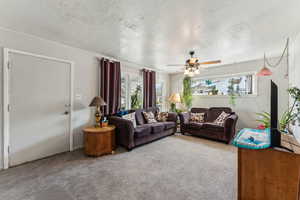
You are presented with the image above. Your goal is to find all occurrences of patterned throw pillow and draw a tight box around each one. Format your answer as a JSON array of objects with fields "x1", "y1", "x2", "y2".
[
  {"x1": 157, "y1": 112, "x2": 169, "y2": 122},
  {"x1": 122, "y1": 112, "x2": 137, "y2": 128},
  {"x1": 142, "y1": 111, "x2": 157, "y2": 124},
  {"x1": 214, "y1": 111, "x2": 230, "y2": 126},
  {"x1": 190, "y1": 113, "x2": 205, "y2": 123}
]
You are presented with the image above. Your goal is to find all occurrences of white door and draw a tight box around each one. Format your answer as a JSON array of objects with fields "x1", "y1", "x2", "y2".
[{"x1": 8, "y1": 52, "x2": 72, "y2": 166}]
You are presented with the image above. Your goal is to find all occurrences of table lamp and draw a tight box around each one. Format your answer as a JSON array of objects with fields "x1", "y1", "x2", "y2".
[
  {"x1": 168, "y1": 93, "x2": 181, "y2": 112},
  {"x1": 89, "y1": 96, "x2": 107, "y2": 127}
]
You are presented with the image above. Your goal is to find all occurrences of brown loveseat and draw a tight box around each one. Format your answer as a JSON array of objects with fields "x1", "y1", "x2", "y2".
[
  {"x1": 109, "y1": 107, "x2": 178, "y2": 150},
  {"x1": 179, "y1": 107, "x2": 238, "y2": 144}
]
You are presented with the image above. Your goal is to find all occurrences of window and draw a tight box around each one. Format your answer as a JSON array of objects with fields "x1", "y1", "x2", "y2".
[
  {"x1": 129, "y1": 76, "x2": 143, "y2": 109},
  {"x1": 121, "y1": 75, "x2": 127, "y2": 110},
  {"x1": 121, "y1": 73, "x2": 143, "y2": 110},
  {"x1": 191, "y1": 73, "x2": 256, "y2": 96},
  {"x1": 156, "y1": 82, "x2": 164, "y2": 111}
]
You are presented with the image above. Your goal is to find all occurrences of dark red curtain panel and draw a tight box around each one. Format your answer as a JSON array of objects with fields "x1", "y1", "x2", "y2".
[
  {"x1": 100, "y1": 58, "x2": 121, "y2": 115},
  {"x1": 143, "y1": 69, "x2": 156, "y2": 109}
]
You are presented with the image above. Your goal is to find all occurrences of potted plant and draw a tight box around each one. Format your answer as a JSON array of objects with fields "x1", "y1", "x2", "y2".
[
  {"x1": 287, "y1": 87, "x2": 300, "y2": 124},
  {"x1": 228, "y1": 79, "x2": 236, "y2": 106},
  {"x1": 256, "y1": 87, "x2": 300, "y2": 132},
  {"x1": 182, "y1": 76, "x2": 193, "y2": 110},
  {"x1": 131, "y1": 85, "x2": 142, "y2": 109}
]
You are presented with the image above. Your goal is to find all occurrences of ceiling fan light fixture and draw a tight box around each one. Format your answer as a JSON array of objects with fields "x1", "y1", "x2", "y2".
[
  {"x1": 177, "y1": 51, "x2": 222, "y2": 77},
  {"x1": 189, "y1": 58, "x2": 197, "y2": 64}
]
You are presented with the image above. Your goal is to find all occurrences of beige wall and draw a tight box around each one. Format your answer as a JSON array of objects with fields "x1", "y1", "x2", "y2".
[
  {"x1": 170, "y1": 58, "x2": 289, "y2": 130},
  {"x1": 0, "y1": 27, "x2": 169, "y2": 169}
]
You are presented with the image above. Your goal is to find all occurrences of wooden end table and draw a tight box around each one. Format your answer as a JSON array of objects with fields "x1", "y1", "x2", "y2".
[{"x1": 83, "y1": 125, "x2": 116, "y2": 157}]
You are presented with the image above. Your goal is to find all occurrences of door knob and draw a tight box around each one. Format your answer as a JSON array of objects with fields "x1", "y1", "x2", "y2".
[{"x1": 64, "y1": 111, "x2": 69, "y2": 115}]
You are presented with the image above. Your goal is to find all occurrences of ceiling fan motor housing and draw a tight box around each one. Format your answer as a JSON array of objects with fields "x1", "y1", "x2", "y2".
[{"x1": 189, "y1": 51, "x2": 195, "y2": 57}]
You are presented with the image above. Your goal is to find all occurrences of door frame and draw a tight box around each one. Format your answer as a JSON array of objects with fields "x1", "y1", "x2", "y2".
[{"x1": 2, "y1": 48, "x2": 74, "y2": 169}]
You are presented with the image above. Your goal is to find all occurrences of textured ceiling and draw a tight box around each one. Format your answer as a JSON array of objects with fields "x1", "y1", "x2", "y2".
[{"x1": 0, "y1": 0, "x2": 300, "y2": 73}]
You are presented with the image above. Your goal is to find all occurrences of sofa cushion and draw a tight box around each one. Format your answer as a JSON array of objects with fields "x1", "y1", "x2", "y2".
[
  {"x1": 163, "y1": 121, "x2": 176, "y2": 130},
  {"x1": 187, "y1": 122, "x2": 204, "y2": 130},
  {"x1": 122, "y1": 112, "x2": 137, "y2": 128},
  {"x1": 157, "y1": 112, "x2": 169, "y2": 122},
  {"x1": 203, "y1": 122, "x2": 224, "y2": 132},
  {"x1": 151, "y1": 123, "x2": 165, "y2": 133},
  {"x1": 207, "y1": 107, "x2": 232, "y2": 122},
  {"x1": 143, "y1": 111, "x2": 157, "y2": 124},
  {"x1": 214, "y1": 111, "x2": 230, "y2": 126},
  {"x1": 191, "y1": 108, "x2": 208, "y2": 114},
  {"x1": 135, "y1": 107, "x2": 159, "y2": 125},
  {"x1": 135, "y1": 109, "x2": 146, "y2": 125},
  {"x1": 190, "y1": 113, "x2": 205, "y2": 123},
  {"x1": 134, "y1": 124, "x2": 152, "y2": 138}
]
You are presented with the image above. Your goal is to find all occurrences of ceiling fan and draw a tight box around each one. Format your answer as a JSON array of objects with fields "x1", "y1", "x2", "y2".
[{"x1": 167, "y1": 51, "x2": 221, "y2": 76}]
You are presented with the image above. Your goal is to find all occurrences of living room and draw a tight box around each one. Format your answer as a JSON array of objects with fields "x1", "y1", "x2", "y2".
[{"x1": 0, "y1": 1, "x2": 300, "y2": 200}]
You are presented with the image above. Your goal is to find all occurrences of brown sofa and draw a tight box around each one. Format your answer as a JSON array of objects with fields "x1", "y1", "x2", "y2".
[
  {"x1": 179, "y1": 107, "x2": 238, "y2": 144},
  {"x1": 109, "y1": 107, "x2": 178, "y2": 150}
]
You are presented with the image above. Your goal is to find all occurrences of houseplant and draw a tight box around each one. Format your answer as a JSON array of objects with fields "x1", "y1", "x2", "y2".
[
  {"x1": 131, "y1": 85, "x2": 142, "y2": 109},
  {"x1": 256, "y1": 111, "x2": 295, "y2": 132},
  {"x1": 182, "y1": 76, "x2": 193, "y2": 110},
  {"x1": 228, "y1": 79, "x2": 236, "y2": 106},
  {"x1": 256, "y1": 87, "x2": 300, "y2": 132},
  {"x1": 287, "y1": 87, "x2": 300, "y2": 124}
]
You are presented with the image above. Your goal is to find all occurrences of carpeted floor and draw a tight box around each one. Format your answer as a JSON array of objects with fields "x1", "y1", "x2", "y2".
[{"x1": 0, "y1": 135, "x2": 237, "y2": 200}]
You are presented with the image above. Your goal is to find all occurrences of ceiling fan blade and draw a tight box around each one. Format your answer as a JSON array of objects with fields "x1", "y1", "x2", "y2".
[
  {"x1": 166, "y1": 64, "x2": 185, "y2": 66},
  {"x1": 199, "y1": 60, "x2": 221, "y2": 65}
]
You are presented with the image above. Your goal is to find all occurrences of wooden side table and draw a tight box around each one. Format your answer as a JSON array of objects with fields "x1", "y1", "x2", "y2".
[{"x1": 83, "y1": 125, "x2": 116, "y2": 157}]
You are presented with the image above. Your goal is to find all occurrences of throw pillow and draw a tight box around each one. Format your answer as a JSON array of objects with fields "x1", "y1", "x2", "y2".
[
  {"x1": 142, "y1": 111, "x2": 157, "y2": 124},
  {"x1": 190, "y1": 113, "x2": 205, "y2": 123},
  {"x1": 214, "y1": 111, "x2": 230, "y2": 126},
  {"x1": 122, "y1": 112, "x2": 137, "y2": 128},
  {"x1": 157, "y1": 112, "x2": 169, "y2": 122}
]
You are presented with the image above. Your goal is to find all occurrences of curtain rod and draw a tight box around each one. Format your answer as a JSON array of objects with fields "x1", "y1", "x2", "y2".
[{"x1": 96, "y1": 56, "x2": 162, "y2": 72}]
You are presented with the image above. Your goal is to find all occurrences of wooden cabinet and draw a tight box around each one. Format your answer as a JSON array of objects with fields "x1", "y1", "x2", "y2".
[
  {"x1": 83, "y1": 125, "x2": 116, "y2": 157},
  {"x1": 238, "y1": 135, "x2": 300, "y2": 200}
]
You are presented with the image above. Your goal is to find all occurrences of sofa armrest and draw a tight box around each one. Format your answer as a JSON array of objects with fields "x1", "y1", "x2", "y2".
[
  {"x1": 224, "y1": 114, "x2": 238, "y2": 143},
  {"x1": 109, "y1": 116, "x2": 135, "y2": 150},
  {"x1": 178, "y1": 112, "x2": 190, "y2": 124},
  {"x1": 167, "y1": 112, "x2": 178, "y2": 122},
  {"x1": 178, "y1": 112, "x2": 190, "y2": 133}
]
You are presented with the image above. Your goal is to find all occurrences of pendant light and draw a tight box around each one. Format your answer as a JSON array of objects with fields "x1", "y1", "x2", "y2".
[
  {"x1": 257, "y1": 54, "x2": 272, "y2": 76},
  {"x1": 257, "y1": 38, "x2": 289, "y2": 77}
]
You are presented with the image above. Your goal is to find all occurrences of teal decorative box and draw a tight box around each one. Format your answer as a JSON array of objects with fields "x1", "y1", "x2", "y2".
[{"x1": 232, "y1": 128, "x2": 271, "y2": 150}]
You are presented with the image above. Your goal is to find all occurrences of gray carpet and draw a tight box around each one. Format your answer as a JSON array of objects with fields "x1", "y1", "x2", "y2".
[{"x1": 0, "y1": 135, "x2": 237, "y2": 200}]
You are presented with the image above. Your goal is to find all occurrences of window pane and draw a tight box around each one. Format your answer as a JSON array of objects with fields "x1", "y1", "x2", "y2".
[
  {"x1": 191, "y1": 74, "x2": 254, "y2": 96},
  {"x1": 156, "y1": 83, "x2": 164, "y2": 111},
  {"x1": 121, "y1": 75, "x2": 127, "y2": 110},
  {"x1": 130, "y1": 76, "x2": 143, "y2": 109}
]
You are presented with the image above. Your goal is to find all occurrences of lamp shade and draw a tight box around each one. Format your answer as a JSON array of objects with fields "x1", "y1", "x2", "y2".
[
  {"x1": 257, "y1": 66, "x2": 272, "y2": 76},
  {"x1": 168, "y1": 93, "x2": 181, "y2": 103},
  {"x1": 89, "y1": 96, "x2": 107, "y2": 107}
]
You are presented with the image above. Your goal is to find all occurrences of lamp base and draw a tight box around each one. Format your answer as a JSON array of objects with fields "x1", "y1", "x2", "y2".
[
  {"x1": 95, "y1": 109, "x2": 102, "y2": 128},
  {"x1": 170, "y1": 103, "x2": 176, "y2": 112}
]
